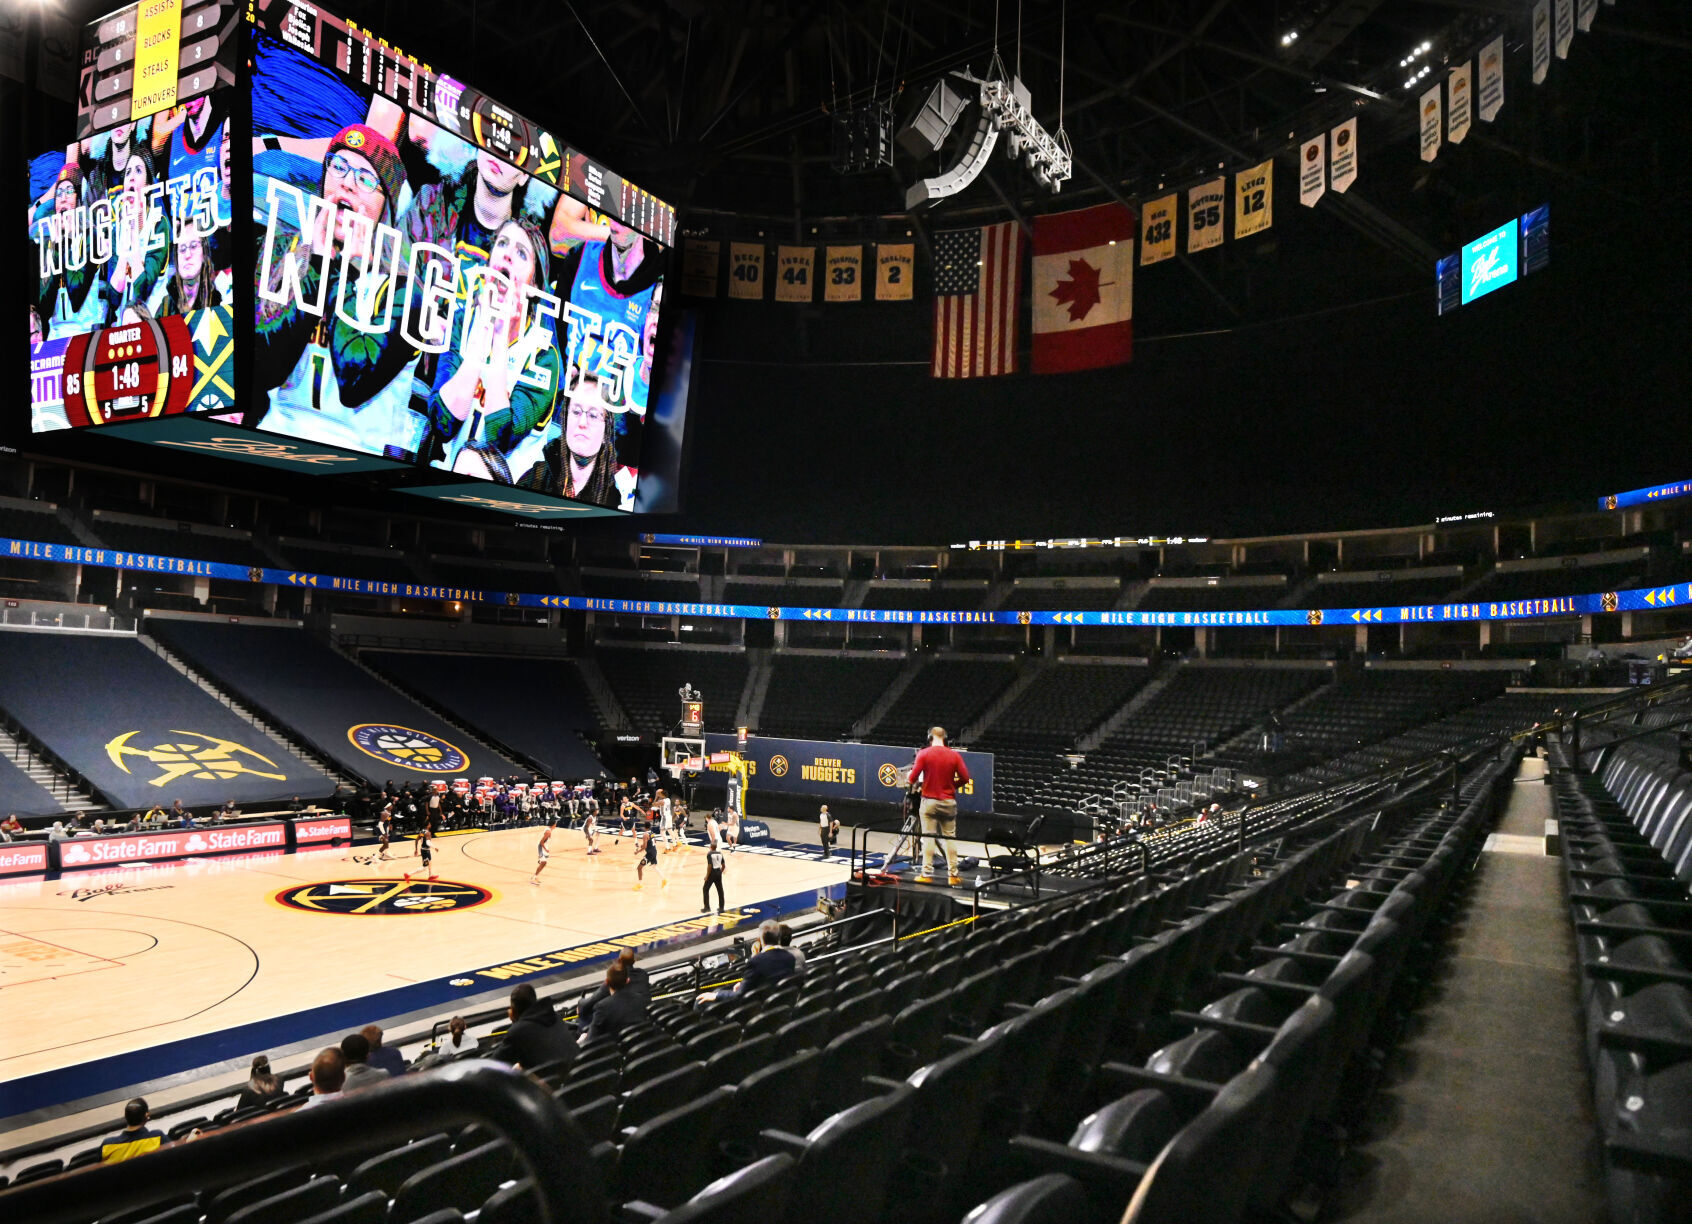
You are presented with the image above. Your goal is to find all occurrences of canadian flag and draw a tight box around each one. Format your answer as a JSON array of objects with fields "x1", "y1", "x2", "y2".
[{"x1": 1031, "y1": 203, "x2": 1134, "y2": 374}]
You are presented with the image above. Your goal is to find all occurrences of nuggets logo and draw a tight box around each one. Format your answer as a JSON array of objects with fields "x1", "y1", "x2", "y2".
[
  {"x1": 877, "y1": 763, "x2": 903, "y2": 788},
  {"x1": 1605, "y1": 496, "x2": 1619, "y2": 511},
  {"x1": 768, "y1": 754, "x2": 790, "y2": 777},
  {"x1": 767, "y1": 607, "x2": 781, "y2": 620},
  {"x1": 1602, "y1": 591, "x2": 1619, "y2": 612},
  {"x1": 1307, "y1": 609, "x2": 1324, "y2": 626},
  {"x1": 276, "y1": 878, "x2": 493, "y2": 916},
  {"x1": 1017, "y1": 611, "x2": 1032, "y2": 626},
  {"x1": 348, "y1": 724, "x2": 470, "y2": 773},
  {"x1": 106, "y1": 730, "x2": 287, "y2": 787}
]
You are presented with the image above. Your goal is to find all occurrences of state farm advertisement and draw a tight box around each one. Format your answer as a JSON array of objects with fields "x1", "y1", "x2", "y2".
[
  {"x1": 56, "y1": 823, "x2": 288, "y2": 870},
  {"x1": 293, "y1": 817, "x2": 352, "y2": 844},
  {"x1": 0, "y1": 843, "x2": 50, "y2": 876}
]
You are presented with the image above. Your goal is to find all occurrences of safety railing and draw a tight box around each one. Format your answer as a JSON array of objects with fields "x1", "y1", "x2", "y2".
[{"x1": 0, "y1": 1063, "x2": 608, "y2": 1224}]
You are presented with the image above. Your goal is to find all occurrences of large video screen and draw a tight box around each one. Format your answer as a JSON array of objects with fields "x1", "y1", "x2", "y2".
[
  {"x1": 247, "y1": 6, "x2": 668, "y2": 512},
  {"x1": 28, "y1": 8, "x2": 237, "y2": 433}
]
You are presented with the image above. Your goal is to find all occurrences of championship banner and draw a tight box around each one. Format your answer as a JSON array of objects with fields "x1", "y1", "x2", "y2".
[
  {"x1": 701, "y1": 734, "x2": 994, "y2": 813},
  {"x1": 681, "y1": 238, "x2": 720, "y2": 297},
  {"x1": 1577, "y1": 0, "x2": 1597, "y2": 35},
  {"x1": 682, "y1": 239, "x2": 720, "y2": 297},
  {"x1": 1447, "y1": 62, "x2": 1473, "y2": 144},
  {"x1": 1031, "y1": 203, "x2": 1134, "y2": 374},
  {"x1": 1298, "y1": 137, "x2": 1325, "y2": 208},
  {"x1": 1329, "y1": 119, "x2": 1358, "y2": 193},
  {"x1": 1233, "y1": 160, "x2": 1273, "y2": 239},
  {"x1": 824, "y1": 245, "x2": 864, "y2": 301},
  {"x1": 1419, "y1": 84, "x2": 1443, "y2": 162},
  {"x1": 1532, "y1": 1, "x2": 1551, "y2": 83},
  {"x1": 1478, "y1": 37, "x2": 1505, "y2": 123},
  {"x1": 774, "y1": 245, "x2": 815, "y2": 303},
  {"x1": 1187, "y1": 177, "x2": 1226, "y2": 252},
  {"x1": 727, "y1": 242, "x2": 766, "y2": 300},
  {"x1": 1555, "y1": 0, "x2": 1574, "y2": 59},
  {"x1": 1139, "y1": 194, "x2": 1177, "y2": 265},
  {"x1": 875, "y1": 243, "x2": 915, "y2": 300}
]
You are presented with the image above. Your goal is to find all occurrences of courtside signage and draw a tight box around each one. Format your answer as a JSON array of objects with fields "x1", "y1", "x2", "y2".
[
  {"x1": 293, "y1": 817, "x2": 353, "y2": 844},
  {"x1": 2, "y1": 534, "x2": 1686, "y2": 627},
  {"x1": 56, "y1": 822, "x2": 288, "y2": 870},
  {"x1": 0, "y1": 843, "x2": 51, "y2": 876}
]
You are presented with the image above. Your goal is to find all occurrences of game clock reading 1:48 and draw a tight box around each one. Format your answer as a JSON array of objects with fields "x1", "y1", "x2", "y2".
[{"x1": 61, "y1": 314, "x2": 197, "y2": 427}]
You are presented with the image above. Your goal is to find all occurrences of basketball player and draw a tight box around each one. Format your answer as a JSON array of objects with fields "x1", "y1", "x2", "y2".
[
  {"x1": 705, "y1": 808, "x2": 724, "y2": 851},
  {"x1": 410, "y1": 825, "x2": 434, "y2": 881},
  {"x1": 633, "y1": 826, "x2": 665, "y2": 890},
  {"x1": 582, "y1": 805, "x2": 602, "y2": 855},
  {"x1": 656, "y1": 790, "x2": 677, "y2": 851},
  {"x1": 726, "y1": 807, "x2": 741, "y2": 853},
  {"x1": 413, "y1": 810, "x2": 433, "y2": 857},
  {"x1": 530, "y1": 830, "x2": 550, "y2": 886},
  {"x1": 376, "y1": 807, "x2": 393, "y2": 860},
  {"x1": 616, "y1": 793, "x2": 636, "y2": 843}
]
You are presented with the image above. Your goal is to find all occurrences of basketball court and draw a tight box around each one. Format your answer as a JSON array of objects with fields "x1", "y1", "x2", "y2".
[{"x1": 0, "y1": 825, "x2": 848, "y2": 1122}]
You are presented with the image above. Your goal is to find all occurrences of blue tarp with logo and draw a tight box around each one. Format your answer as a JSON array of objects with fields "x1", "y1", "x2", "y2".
[
  {"x1": 701, "y1": 734, "x2": 994, "y2": 813},
  {"x1": 0, "y1": 632, "x2": 329, "y2": 809},
  {"x1": 147, "y1": 621, "x2": 527, "y2": 786}
]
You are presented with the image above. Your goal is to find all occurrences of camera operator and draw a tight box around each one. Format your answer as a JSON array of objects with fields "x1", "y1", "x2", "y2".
[{"x1": 908, "y1": 726, "x2": 970, "y2": 886}]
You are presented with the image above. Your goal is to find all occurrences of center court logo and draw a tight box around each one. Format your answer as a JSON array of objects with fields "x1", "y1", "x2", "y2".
[
  {"x1": 106, "y1": 730, "x2": 287, "y2": 786},
  {"x1": 348, "y1": 724, "x2": 470, "y2": 773},
  {"x1": 276, "y1": 878, "x2": 493, "y2": 915}
]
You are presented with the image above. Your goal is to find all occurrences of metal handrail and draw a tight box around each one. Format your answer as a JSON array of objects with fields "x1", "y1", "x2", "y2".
[{"x1": 0, "y1": 1062, "x2": 608, "y2": 1224}]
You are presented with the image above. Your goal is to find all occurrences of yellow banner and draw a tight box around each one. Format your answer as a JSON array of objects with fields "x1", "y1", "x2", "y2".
[
  {"x1": 727, "y1": 242, "x2": 766, "y2": 300},
  {"x1": 823, "y1": 245, "x2": 863, "y2": 301},
  {"x1": 1186, "y1": 178, "x2": 1225, "y2": 252},
  {"x1": 1234, "y1": 159, "x2": 1273, "y2": 239},
  {"x1": 680, "y1": 238, "x2": 719, "y2": 297},
  {"x1": 132, "y1": 0, "x2": 184, "y2": 121},
  {"x1": 875, "y1": 243, "x2": 914, "y2": 300},
  {"x1": 774, "y1": 245, "x2": 815, "y2": 302},
  {"x1": 1139, "y1": 194, "x2": 1177, "y2": 265}
]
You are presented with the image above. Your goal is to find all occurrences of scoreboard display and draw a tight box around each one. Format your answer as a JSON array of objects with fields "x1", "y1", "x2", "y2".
[
  {"x1": 79, "y1": 1, "x2": 238, "y2": 138},
  {"x1": 247, "y1": 0, "x2": 675, "y2": 246},
  {"x1": 28, "y1": 0, "x2": 685, "y2": 521}
]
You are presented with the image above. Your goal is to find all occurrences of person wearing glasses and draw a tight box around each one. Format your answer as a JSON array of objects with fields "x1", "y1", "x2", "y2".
[
  {"x1": 429, "y1": 217, "x2": 563, "y2": 482},
  {"x1": 253, "y1": 122, "x2": 421, "y2": 455},
  {"x1": 516, "y1": 371, "x2": 636, "y2": 509}
]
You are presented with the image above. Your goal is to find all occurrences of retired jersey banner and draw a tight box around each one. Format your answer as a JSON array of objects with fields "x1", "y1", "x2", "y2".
[
  {"x1": 1533, "y1": 1, "x2": 1551, "y2": 83},
  {"x1": 1187, "y1": 178, "x2": 1226, "y2": 252},
  {"x1": 727, "y1": 242, "x2": 766, "y2": 300},
  {"x1": 1233, "y1": 161, "x2": 1273, "y2": 239},
  {"x1": 681, "y1": 239, "x2": 720, "y2": 297},
  {"x1": 875, "y1": 243, "x2": 915, "y2": 300},
  {"x1": 774, "y1": 246, "x2": 816, "y2": 303},
  {"x1": 1555, "y1": 0, "x2": 1574, "y2": 59},
  {"x1": 1298, "y1": 137, "x2": 1325, "y2": 208},
  {"x1": 824, "y1": 245, "x2": 864, "y2": 301},
  {"x1": 1419, "y1": 84, "x2": 1443, "y2": 162},
  {"x1": 1329, "y1": 119, "x2": 1358, "y2": 193},
  {"x1": 1447, "y1": 62, "x2": 1473, "y2": 144},
  {"x1": 1478, "y1": 37, "x2": 1505, "y2": 122},
  {"x1": 1031, "y1": 203, "x2": 1134, "y2": 375},
  {"x1": 1139, "y1": 194, "x2": 1177, "y2": 265},
  {"x1": 1577, "y1": 0, "x2": 1597, "y2": 35}
]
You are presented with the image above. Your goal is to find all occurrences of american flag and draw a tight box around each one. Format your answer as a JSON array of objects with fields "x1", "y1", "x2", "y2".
[{"x1": 931, "y1": 222, "x2": 1023, "y2": 378}]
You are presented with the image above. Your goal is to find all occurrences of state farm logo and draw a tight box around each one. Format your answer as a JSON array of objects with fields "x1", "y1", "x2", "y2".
[
  {"x1": 59, "y1": 825, "x2": 287, "y2": 868},
  {"x1": 0, "y1": 845, "x2": 49, "y2": 872},
  {"x1": 297, "y1": 818, "x2": 351, "y2": 843}
]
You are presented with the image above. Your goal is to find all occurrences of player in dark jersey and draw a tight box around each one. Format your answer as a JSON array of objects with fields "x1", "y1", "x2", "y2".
[
  {"x1": 633, "y1": 826, "x2": 664, "y2": 891},
  {"x1": 409, "y1": 825, "x2": 434, "y2": 881},
  {"x1": 376, "y1": 807, "x2": 393, "y2": 860}
]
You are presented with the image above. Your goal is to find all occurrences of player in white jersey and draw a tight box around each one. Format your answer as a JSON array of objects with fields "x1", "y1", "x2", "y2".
[
  {"x1": 655, "y1": 790, "x2": 677, "y2": 849},
  {"x1": 582, "y1": 806, "x2": 601, "y2": 855},
  {"x1": 530, "y1": 831, "x2": 550, "y2": 885}
]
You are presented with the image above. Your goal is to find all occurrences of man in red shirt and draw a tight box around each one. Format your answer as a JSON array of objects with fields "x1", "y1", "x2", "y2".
[{"x1": 908, "y1": 726, "x2": 970, "y2": 885}]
